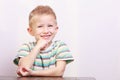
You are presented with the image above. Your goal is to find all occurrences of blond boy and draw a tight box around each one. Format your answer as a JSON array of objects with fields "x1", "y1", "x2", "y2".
[{"x1": 13, "y1": 5, "x2": 74, "y2": 77}]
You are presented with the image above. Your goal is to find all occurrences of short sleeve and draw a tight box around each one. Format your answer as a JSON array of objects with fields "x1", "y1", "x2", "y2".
[
  {"x1": 13, "y1": 43, "x2": 31, "y2": 65},
  {"x1": 56, "y1": 41, "x2": 74, "y2": 64}
]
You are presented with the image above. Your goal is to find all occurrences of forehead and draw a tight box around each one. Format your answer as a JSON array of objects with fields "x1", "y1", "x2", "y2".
[
  {"x1": 32, "y1": 14, "x2": 56, "y2": 22},
  {"x1": 30, "y1": 14, "x2": 57, "y2": 27}
]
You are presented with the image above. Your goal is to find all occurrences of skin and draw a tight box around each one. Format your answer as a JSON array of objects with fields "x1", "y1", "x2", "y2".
[{"x1": 17, "y1": 14, "x2": 66, "y2": 77}]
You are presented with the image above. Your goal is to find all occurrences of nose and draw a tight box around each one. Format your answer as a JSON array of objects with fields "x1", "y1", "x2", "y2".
[{"x1": 43, "y1": 26, "x2": 49, "y2": 33}]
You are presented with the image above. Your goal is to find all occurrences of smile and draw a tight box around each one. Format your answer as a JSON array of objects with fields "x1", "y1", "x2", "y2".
[{"x1": 41, "y1": 35, "x2": 51, "y2": 39}]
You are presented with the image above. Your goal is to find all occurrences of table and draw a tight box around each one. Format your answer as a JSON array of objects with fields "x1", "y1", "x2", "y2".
[{"x1": 0, "y1": 76, "x2": 96, "y2": 80}]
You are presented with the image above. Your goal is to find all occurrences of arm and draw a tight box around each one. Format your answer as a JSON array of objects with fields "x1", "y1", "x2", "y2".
[
  {"x1": 30, "y1": 60, "x2": 66, "y2": 77},
  {"x1": 17, "y1": 40, "x2": 48, "y2": 76},
  {"x1": 17, "y1": 44, "x2": 41, "y2": 76},
  {"x1": 18, "y1": 44, "x2": 41, "y2": 69}
]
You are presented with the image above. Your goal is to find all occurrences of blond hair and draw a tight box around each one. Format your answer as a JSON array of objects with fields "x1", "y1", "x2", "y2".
[{"x1": 29, "y1": 5, "x2": 56, "y2": 27}]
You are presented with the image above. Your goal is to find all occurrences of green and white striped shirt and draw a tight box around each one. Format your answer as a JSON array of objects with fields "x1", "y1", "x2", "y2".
[{"x1": 13, "y1": 40, "x2": 74, "y2": 70}]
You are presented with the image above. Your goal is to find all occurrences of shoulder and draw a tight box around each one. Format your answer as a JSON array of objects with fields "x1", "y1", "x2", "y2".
[
  {"x1": 53, "y1": 40, "x2": 69, "y2": 50},
  {"x1": 54, "y1": 40, "x2": 67, "y2": 46},
  {"x1": 21, "y1": 42, "x2": 36, "y2": 46},
  {"x1": 18, "y1": 42, "x2": 36, "y2": 51}
]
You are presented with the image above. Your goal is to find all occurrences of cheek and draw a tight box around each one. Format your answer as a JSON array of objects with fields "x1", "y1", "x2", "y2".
[
  {"x1": 50, "y1": 28, "x2": 57, "y2": 33},
  {"x1": 35, "y1": 29, "x2": 42, "y2": 34}
]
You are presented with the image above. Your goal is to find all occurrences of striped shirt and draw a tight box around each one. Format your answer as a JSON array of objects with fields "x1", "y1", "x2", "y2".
[{"x1": 13, "y1": 40, "x2": 74, "y2": 70}]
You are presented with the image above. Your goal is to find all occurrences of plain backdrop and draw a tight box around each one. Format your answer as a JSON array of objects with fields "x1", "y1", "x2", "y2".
[{"x1": 0, "y1": 0, "x2": 120, "y2": 80}]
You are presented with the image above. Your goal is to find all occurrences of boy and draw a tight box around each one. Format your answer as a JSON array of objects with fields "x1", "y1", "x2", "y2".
[{"x1": 13, "y1": 5, "x2": 74, "y2": 77}]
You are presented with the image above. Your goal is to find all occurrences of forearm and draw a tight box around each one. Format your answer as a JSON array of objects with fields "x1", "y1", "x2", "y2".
[
  {"x1": 19, "y1": 45, "x2": 40, "y2": 68},
  {"x1": 18, "y1": 39, "x2": 50, "y2": 68},
  {"x1": 31, "y1": 67, "x2": 64, "y2": 76},
  {"x1": 30, "y1": 61, "x2": 66, "y2": 77}
]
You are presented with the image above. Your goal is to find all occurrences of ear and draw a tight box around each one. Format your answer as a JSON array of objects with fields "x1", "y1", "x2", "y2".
[
  {"x1": 27, "y1": 27, "x2": 34, "y2": 36},
  {"x1": 56, "y1": 26, "x2": 59, "y2": 31},
  {"x1": 55, "y1": 26, "x2": 59, "y2": 33}
]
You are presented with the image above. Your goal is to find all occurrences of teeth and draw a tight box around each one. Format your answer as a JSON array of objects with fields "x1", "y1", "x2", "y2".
[
  {"x1": 42, "y1": 35, "x2": 50, "y2": 37},
  {"x1": 41, "y1": 35, "x2": 50, "y2": 39}
]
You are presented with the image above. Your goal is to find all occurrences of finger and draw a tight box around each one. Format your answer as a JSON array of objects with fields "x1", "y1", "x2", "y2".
[
  {"x1": 22, "y1": 67, "x2": 29, "y2": 72},
  {"x1": 17, "y1": 67, "x2": 22, "y2": 76},
  {"x1": 17, "y1": 67, "x2": 27, "y2": 76},
  {"x1": 21, "y1": 72, "x2": 29, "y2": 77},
  {"x1": 17, "y1": 70, "x2": 22, "y2": 77},
  {"x1": 22, "y1": 67, "x2": 31, "y2": 76}
]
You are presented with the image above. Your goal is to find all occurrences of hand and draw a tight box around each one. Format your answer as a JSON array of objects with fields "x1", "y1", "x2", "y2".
[
  {"x1": 17, "y1": 67, "x2": 32, "y2": 77},
  {"x1": 36, "y1": 38, "x2": 49, "y2": 50}
]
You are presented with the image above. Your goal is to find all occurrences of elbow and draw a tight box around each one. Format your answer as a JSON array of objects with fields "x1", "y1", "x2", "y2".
[
  {"x1": 58, "y1": 72, "x2": 64, "y2": 77},
  {"x1": 55, "y1": 68, "x2": 65, "y2": 77},
  {"x1": 56, "y1": 72, "x2": 64, "y2": 77}
]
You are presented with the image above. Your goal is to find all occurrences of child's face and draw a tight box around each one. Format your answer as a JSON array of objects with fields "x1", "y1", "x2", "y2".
[{"x1": 28, "y1": 14, "x2": 58, "y2": 42}]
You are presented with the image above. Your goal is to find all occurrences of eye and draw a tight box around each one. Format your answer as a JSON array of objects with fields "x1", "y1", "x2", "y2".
[
  {"x1": 48, "y1": 25, "x2": 53, "y2": 27},
  {"x1": 37, "y1": 26, "x2": 42, "y2": 28}
]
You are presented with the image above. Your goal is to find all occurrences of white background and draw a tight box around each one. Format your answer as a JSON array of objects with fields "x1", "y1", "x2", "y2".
[{"x1": 0, "y1": 0, "x2": 120, "y2": 80}]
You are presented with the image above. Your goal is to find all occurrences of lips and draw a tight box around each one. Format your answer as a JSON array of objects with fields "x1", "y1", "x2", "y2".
[{"x1": 41, "y1": 35, "x2": 51, "y2": 39}]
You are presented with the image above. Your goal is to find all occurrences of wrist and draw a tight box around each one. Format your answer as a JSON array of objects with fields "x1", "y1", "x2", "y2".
[{"x1": 30, "y1": 70, "x2": 35, "y2": 76}]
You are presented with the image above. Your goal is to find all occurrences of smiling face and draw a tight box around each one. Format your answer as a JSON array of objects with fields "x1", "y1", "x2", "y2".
[{"x1": 28, "y1": 14, "x2": 58, "y2": 43}]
